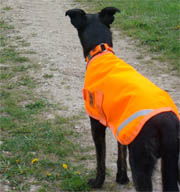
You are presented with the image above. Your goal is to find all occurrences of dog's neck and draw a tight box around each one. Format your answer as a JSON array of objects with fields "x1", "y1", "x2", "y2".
[
  {"x1": 85, "y1": 43, "x2": 114, "y2": 64},
  {"x1": 77, "y1": 22, "x2": 113, "y2": 58}
]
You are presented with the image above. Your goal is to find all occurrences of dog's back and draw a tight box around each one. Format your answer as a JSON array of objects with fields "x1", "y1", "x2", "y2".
[{"x1": 84, "y1": 50, "x2": 179, "y2": 145}]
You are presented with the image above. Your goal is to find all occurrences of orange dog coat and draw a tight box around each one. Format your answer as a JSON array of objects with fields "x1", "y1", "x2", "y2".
[{"x1": 83, "y1": 46, "x2": 180, "y2": 145}]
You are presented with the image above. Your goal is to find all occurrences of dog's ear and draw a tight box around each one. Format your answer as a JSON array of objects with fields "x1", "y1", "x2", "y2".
[
  {"x1": 99, "y1": 7, "x2": 120, "y2": 28},
  {"x1": 65, "y1": 9, "x2": 86, "y2": 30}
]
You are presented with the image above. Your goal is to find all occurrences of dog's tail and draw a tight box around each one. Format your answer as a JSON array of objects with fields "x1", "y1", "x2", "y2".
[{"x1": 160, "y1": 112, "x2": 179, "y2": 190}]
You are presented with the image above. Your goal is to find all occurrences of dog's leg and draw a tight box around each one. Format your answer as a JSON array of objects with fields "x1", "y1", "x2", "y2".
[
  {"x1": 128, "y1": 121, "x2": 160, "y2": 192},
  {"x1": 161, "y1": 151, "x2": 179, "y2": 192},
  {"x1": 88, "y1": 117, "x2": 106, "y2": 188},
  {"x1": 116, "y1": 142, "x2": 129, "y2": 184},
  {"x1": 128, "y1": 138, "x2": 157, "y2": 192},
  {"x1": 160, "y1": 113, "x2": 179, "y2": 192}
]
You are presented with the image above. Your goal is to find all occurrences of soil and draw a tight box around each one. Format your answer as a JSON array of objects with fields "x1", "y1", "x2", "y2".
[{"x1": 0, "y1": 0, "x2": 180, "y2": 191}]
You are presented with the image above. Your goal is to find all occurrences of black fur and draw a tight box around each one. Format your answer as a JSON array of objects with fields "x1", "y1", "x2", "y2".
[{"x1": 66, "y1": 7, "x2": 180, "y2": 191}]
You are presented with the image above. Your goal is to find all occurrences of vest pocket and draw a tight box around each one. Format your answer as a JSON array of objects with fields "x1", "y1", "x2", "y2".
[
  {"x1": 96, "y1": 90, "x2": 107, "y2": 126},
  {"x1": 83, "y1": 88, "x2": 95, "y2": 107},
  {"x1": 83, "y1": 88, "x2": 107, "y2": 126}
]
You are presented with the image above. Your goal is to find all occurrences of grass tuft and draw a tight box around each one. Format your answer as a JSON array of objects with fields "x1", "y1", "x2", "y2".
[
  {"x1": 60, "y1": 164, "x2": 89, "y2": 191},
  {"x1": 3, "y1": 6, "x2": 13, "y2": 11},
  {"x1": 0, "y1": 48, "x2": 29, "y2": 64}
]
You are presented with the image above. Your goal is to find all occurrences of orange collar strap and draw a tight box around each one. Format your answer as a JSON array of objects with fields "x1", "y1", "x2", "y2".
[{"x1": 85, "y1": 43, "x2": 114, "y2": 63}]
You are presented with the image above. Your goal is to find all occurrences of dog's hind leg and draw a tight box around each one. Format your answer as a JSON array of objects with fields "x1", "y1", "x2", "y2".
[
  {"x1": 116, "y1": 143, "x2": 129, "y2": 184},
  {"x1": 128, "y1": 120, "x2": 160, "y2": 192},
  {"x1": 88, "y1": 117, "x2": 107, "y2": 188},
  {"x1": 159, "y1": 112, "x2": 179, "y2": 192},
  {"x1": 128, "y1": 139, "x2": 157, "y2": 191}
]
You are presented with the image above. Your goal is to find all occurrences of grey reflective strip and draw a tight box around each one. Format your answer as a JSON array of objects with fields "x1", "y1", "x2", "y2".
[{"x1": 117, "y1": 109, "x2": 153, "y2": 136}]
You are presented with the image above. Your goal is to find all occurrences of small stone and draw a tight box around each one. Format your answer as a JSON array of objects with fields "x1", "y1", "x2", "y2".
[
  {"x1": 47, "y1": 114, "x2": 55, "y2": 119},
  {"x1": 74, "y1": 125, "x2": 80, "y2": 129}
]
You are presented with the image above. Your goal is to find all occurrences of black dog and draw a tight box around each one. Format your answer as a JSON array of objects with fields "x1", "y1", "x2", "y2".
[{"x1": 66, "y1": 7, "x2": 180, "y2": 191}]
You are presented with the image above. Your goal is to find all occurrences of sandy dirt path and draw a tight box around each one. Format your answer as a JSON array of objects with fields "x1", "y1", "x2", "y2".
[{"x1": 1, "y1": 0, "x2": 180, "y2": 191}]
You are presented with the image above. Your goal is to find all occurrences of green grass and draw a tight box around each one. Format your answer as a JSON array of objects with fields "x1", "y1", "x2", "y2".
[
  {"x1": 3, "y1": 6, "x2": 13, "y2": 11},
  {"x1": 60, "y1": 165, "x2": 89, "y2": 191},
  {"x1": 76, "y1": 0, "x2": 180, "y2": 73},
  {"x1": 0, "y1": 17, "x2": 90, "y2": 191},
  {"x1": 0, "y1": 20, "x2": 14, "y2": 31},
  {"x1": 43, "y1": 74, "x2": 54, "y2": 79},
  {"x1": 0, "y1": 47, "x2": 29, "y2": 63},
  {"x1": 0, "y1": 90, "x2": 90, "y2": 191}
]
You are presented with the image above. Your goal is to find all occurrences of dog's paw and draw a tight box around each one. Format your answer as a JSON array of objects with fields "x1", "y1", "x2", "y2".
[
  {"x1": 116, "y1": 173, "x2": 129, "y2": 185},
  {"x1": 88, "y1": 178, "x2": 103, "y2": 188}
]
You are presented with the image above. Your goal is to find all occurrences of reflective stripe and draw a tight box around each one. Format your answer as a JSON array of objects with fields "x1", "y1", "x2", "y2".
[{"x1": 117, "y1": 109, "x2": 153, "y2": 136}]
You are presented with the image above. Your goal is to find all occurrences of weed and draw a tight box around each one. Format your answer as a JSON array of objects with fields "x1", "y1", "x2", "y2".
[
  {"x1": 0, "y1": 20, "x2": 14, "y2": 31},
  {"x1": 43, "y1": 74, "x2": 54, "y2": 79},
  {"x1": 0, "y1": 90, "x2": 10, "y2": 98},
  {"x1": 65, "y1": 85, "x2": 71, "y2": 89},
  {"x1": 19, "y1": 40, "x2": 31, "y2": 47},
  {"x1": 0, "y1": 35, "x2": 8, "y2": 46},
  {"x1": 3, "y1": 7, "x2": 13, "y2": 11},
  {"x1": 13, "y1": 65, "x2": 30, "y2": 72},
  {"x1": 31, "y1": 33, "x2": 37, "y2": 37},
  {"x1": 0, "y1": 47, "x2": 29, "y2": 64},
  {"x1": 25, "y1": 100, "x2": 46, "y2": 110},
  {"x1": 0, "y1": 72, "x2": 14, "y2": 80},
  {"x1": 60, "y1": 164, "x2": 89, "y2": 191},
  {"x1": 19, "y1": 76, "x2": 36, "y2": 88}
]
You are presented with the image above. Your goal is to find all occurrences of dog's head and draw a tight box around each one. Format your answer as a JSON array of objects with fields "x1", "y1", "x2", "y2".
[{"x1": 65, "y1": 7, "x2": 120, "y2": 57}]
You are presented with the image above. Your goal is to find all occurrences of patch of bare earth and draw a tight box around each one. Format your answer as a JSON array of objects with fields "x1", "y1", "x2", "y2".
[{"x1": 1, "y1": 0, "x2": 179, "y2": 191}]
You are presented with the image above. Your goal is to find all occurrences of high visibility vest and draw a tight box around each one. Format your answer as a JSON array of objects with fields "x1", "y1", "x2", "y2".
[{"x1": 83, "y1": 49, "x2": 180, "y2": 145}]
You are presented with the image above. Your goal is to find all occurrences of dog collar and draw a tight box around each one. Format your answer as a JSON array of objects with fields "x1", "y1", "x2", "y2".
[{"x1": 85, "y1": 43, "x2": 114, "y2": 63}]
